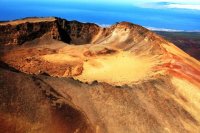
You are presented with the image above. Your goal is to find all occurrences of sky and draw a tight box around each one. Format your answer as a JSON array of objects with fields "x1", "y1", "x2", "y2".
[{"x1": 1, "y1": 0, "x2": 200, "y2": 31}]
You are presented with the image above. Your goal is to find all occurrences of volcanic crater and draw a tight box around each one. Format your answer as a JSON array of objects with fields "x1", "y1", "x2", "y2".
[{"x1": 0, "y1": 17, "x2": 200, "y2": 133}]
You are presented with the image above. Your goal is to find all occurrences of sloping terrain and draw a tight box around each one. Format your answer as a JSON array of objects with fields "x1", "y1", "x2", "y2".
[
  {"x1": 0, "y1": 67, "x2": 93, "y2": 133},
  {"x1": 0, "y1": 17, "x2": 200, "y2": 133}
]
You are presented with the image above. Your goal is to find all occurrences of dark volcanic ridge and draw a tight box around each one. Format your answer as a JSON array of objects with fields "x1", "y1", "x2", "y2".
[
  {"x1": 1, "y1": 17, "x2": 198, "y2": 61},
  {"x1": 0, "y1": 17, "x2": 100, "y2": 45},
  {"x1": 0, "y1": 17, "x2": 162, "y2": 47}
]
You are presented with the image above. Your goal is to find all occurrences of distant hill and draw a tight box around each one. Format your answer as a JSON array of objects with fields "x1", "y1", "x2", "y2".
[{"x1": 156, "y1": 31, "x2": 200, "y2": 60}]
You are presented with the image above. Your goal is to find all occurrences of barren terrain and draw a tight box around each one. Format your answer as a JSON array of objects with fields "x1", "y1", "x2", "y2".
[{"x1": 0, "y1": 17, "x2": 200, "y2": 133}]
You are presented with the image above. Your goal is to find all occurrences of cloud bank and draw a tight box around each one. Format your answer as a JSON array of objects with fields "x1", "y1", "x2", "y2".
[
  {"x1": 137, "y1": 1, "x2": 200, "y2": 10},
  {"x1": 145, "y1": 26, "x2": 183, "y2": 32},
  {"x1": 166, "y1": 4, "x2": 200, "y2": 10}
]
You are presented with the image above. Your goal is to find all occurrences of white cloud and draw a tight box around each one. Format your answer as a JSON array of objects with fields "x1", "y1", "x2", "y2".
[
  {"x1": 133, "y1": 1, "x2": 200, "y2": 10},
  {"x1": 166, "y1": 4, "x2": 200, "y2": 10},
  {"x1": 97, "y1": 23, "x2": 111, "y2": 27},
  {"x1": 140, "y1": 0, "x2": 200, "y2": 4},
  {"x1": 146, "y1": 26, "x2": 200, "y2": 32},
  {"x1": 145, "y1": 26, "x2": 183, "y2": 32}
]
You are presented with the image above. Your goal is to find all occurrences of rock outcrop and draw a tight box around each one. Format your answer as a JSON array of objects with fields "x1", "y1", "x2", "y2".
[{"x1": 0, "y1": 17, "x2": 100, "y2": 45}]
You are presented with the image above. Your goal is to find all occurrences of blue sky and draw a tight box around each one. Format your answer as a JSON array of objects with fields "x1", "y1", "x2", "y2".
[{"x1": 1, "y1": 0, "x2": 200, "y2": 31}]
